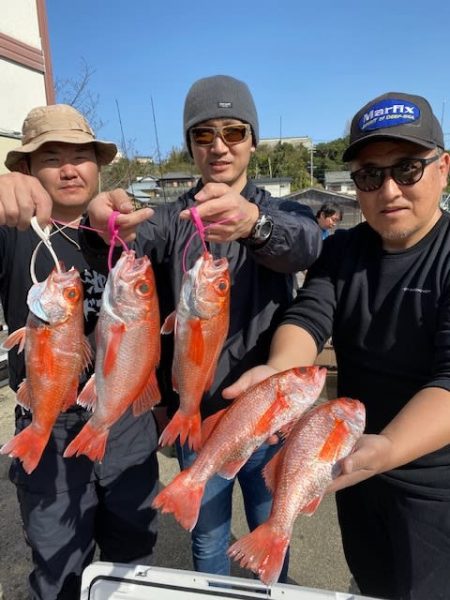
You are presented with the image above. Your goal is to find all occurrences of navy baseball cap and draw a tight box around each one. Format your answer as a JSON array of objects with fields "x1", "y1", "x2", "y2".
[{"x1": 343, "y1": 92, "x2": 444, "y2": 162}]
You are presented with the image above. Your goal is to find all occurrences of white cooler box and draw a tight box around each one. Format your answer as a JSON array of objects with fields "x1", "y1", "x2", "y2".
[{"x1": 81, "y1": 561, "x2": 380, "y2": 600}]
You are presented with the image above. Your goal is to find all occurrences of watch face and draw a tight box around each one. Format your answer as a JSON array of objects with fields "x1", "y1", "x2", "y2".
[{"x1": 260, "y1": 221, "x2": 272, "y2": 238}]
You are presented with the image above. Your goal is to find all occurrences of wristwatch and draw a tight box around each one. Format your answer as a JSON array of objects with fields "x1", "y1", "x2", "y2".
[{"x1": 248, "y1": 213, "x2": 274, "y2": 244}]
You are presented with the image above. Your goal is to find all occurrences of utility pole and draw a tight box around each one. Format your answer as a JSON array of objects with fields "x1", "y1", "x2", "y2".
[{"x1": 310, "y1": 143, "x2": 315, "y2": 186}]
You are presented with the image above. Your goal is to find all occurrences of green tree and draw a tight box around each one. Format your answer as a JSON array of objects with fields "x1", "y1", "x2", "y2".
[
  {"x1": 313, "y1": 137, "x2": 349, "y2": 185},
  {"x1": 249, "y1": 142, "x2": 311, "y2": 191},
  {"x1": 101, "y1": 158, "x2": 151, "y2": 191},
  {"x1": 161, "y1": 147, "x2": 195, "y2": 174}
]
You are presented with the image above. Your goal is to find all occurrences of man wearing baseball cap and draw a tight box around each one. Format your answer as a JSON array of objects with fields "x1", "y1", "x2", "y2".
[
  {"x1": 227, "y1": 91, "x2": 450, "y2": 599},
  {"x1": 82, "y1": 74, "x2": 322, "y2": 580},
  {"x1": 0, "y1": 105, "x2": 159, "y2": 599}
]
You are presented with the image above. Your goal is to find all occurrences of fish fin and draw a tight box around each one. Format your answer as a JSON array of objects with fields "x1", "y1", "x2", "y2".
[
  {"x1": 77, "y1": 375, "x2": 98, "y2": 411},
  {"x1": 187, "y1": 318, "x2": 204, "y2": 366},
  {"x1": 253, "y1": 386, "x2": 290, "y2": 437},
  {"x1": 0, "y1": 425, "x2": 50, "y2": 474},
  {"x1": 132, "y1": 371, "x2": 161, "y2": 416},
  {"x1": 299, "y1": 495, "x2": 323, "y2": 516},
  {"x1": 228, "y1": 523, "x2": 290, "y2": 586},
  {"x1": 152, "y1": 469, "x2": 204, "y2": 531},
  {"x1": 318, "y1": 418, "x2": 350, "y2": 462},
  {"x1": 61, "y1": 383, "x2": 79, "y2": 412},
  {"x1": 201, "y1": 408, "x2": 227, "y2": 443},
  {"x1": 218, "y1": 457, "x2": 249, "y2": 480},
  {"x1": 262, "y1": 448, "x2": 284, "y2": 493},
  {"x1": 63, "y1": 421, "x2": 108, "y2": 462},
  {"x1": 16, "y1": 379, "x2": 32, "y2": 411},
  {"x1": 103, "y1": 323, "x2": 126, "y2": 377},
  {"x1": 1, "y1": 327, "x2": 27, "y2": 353},
  {"x1": 158, "y1": 409, "x2": 202, "y2": 452},
  {"x1": 276, "y1": 420, "x2": 296, "y2": 441},
  {"x1": 81, "y1": 337, "x2": 93, "y2": 371},
  {"x1": 161, "y1": 311, "x2": 176, "y2": 335}
]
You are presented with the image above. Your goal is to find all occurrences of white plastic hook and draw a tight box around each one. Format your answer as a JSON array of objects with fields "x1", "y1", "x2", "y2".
[{"x1": 30, "y1": 216, "x2": 62, "y2": 284}]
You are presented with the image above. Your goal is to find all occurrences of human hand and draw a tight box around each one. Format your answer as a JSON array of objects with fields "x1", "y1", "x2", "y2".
[
  {"x1": 326, "y1": 433, "x2": 394, "y2": 493},
  {"x1": 0, "y1": 172, "x2": 52, "y2": 230},
  {"x1": 87, "y1": 188, "x2": 154, "y2": 244},
  {"x1": 222, "y1": 364, "x2": 279, "y2": 400},
  {"x1": 179, "y1": 182, "x2": 259, "y2": 242}
]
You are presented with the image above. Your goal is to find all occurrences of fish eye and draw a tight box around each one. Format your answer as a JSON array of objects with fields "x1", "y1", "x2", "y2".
[
  {"x1": 64, "y1": 287, "x2": 80, "y2": 302},
  {"x1": 135, "y1": 280, "x2": 151, "y2": 296},
  {"x1": 216, "y1": 278, "x2": 229, "y2": 293}
]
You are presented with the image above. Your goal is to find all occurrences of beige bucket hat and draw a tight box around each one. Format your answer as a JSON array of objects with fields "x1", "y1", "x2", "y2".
[{"x1": 5, "y1": 104, "x2": 118, "y2": 171}]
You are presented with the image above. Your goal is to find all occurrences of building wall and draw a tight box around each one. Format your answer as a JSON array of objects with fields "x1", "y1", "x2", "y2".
[
  {"x1": 0, "y1": 0, "x2": 54, "y2": 173},
  {"x1": 257, "y1": 181, "x2": 291, "y2": 196}
]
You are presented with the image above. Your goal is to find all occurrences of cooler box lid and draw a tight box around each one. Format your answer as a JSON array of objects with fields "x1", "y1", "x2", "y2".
[{"x1": 81, "y1": 561, "x2": 379, "y2": 599}]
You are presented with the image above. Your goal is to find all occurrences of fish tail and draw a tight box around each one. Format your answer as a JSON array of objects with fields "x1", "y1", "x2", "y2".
[
  {"x1": 228, "y1": 522, "x2": 289, "y2": 586},
  {"x1": 152, "y1": 469, "x2": 204, "y2": 532},
  {"x1": 63, "y1": 422, "x2": 108, "y2": 462},
  {"x1": 0, "y1": 426, "x2": 50, "y2": 474},
  {"x1": 158, "y1": 409, "x2": 202, "y2": 451}
]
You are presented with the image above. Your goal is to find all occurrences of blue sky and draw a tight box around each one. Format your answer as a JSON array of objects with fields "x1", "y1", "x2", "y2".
[{"x1": 46, "y1": 0, "x2": 450, "y2": 158}]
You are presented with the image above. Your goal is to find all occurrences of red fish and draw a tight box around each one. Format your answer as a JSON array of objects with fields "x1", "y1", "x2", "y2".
[
  {"x1": 159, "y1": 250, "x2": 230, "y2": 451},
  {"x1": 152, "y1": 366, "x2": 327, "y2": 532},
  {"x1": 64, "y1": 250, "x2": 161, "y2": 462},
  {"x1": 0, "y1": 267, "x2": 91, "y2": 474},
  {"x1": 228, "y1": 397, "x2": 366, "y2": 585}
]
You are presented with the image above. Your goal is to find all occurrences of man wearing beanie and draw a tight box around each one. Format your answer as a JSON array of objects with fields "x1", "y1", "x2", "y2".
[
  {"x1": 232, "y1": 91, "x2": 450, "y2": 599},
  {"x1": 0, "y1": 105, "x2": 159, "y2": 600},
  {"x1": 83, "y1": 74, "x2": 322, "y2": 580}
]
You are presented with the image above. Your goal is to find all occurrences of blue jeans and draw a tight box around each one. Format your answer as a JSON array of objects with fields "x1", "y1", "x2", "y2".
[{"x1": 177, "y1": 441, "x2": 289, "y2": 581}]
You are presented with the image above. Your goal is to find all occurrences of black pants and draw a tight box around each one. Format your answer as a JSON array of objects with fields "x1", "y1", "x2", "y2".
[
  {"x1": 10, "y1": 408, "x2": 159, "y2": 600},
  {"x1": 336, "y1": 475, "x2": 450, "y2": 600}
]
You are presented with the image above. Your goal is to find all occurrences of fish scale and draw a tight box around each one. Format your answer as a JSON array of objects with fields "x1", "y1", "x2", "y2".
[
  {"x1": 228, "y1": 397, "x2": 366, "y2": 586},
  {"x1": 153, "y1": 366, "x2": 327, "y2": 532},
  {"x1": 0, "y1": 266, "x2": 90, "y2": 474},
  {"x1": 63, "y1": 250, "x2": 161, "y2": 463}
]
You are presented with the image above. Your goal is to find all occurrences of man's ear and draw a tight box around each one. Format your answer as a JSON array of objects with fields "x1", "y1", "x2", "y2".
[{"x1": 16, "y1": 158, "x2": 31, "y2": 175}]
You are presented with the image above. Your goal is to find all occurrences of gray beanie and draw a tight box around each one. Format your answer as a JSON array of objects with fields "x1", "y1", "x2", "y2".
[{"x1": 183, "y1": 75, "x2": 259, "y2": 155}]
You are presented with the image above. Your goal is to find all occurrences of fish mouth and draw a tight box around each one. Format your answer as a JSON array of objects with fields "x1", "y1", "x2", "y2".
[
  {"x1": 210, "y1": 257, "x2": 228, "y2": 271},
  {"x1": 114, "y1": 251, "x2": 149, "y2": 283},
  {"x1": 27, "y1": 267, "x2": 79, "y2": 322}
]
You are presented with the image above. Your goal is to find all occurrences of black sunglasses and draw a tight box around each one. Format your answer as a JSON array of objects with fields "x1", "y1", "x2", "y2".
[
  {"x1": 190, "y1": 124, "x2": 251, "y2": 147},
  {"x1": 350, "y1": 154, "x2": 440, "y2": 192}
]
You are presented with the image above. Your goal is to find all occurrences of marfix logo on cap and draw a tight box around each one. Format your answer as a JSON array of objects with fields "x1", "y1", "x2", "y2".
[
  {"x1": 218, "y1": 102, "x2": 232, "y2": 108},
  {"x1": 359, "y1": 98, "x2": 420, "y2": 132}
]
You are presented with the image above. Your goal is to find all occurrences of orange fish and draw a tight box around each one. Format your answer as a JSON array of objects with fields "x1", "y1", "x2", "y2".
[
  {"x1": 64, "y1": 250, "x2": 161, "y2": 462},
  {"x1": 0, "y1": 267, "x2": 91, "y2": 474},
  {"x1": 159, "y1": 250, "x2": 230, "y2": 451},
  {"x1": 152, "y1": 366, "x2": 327, "y2": 532},
  {"x1": 228, "y1": 397, "x2": 366, "y2": 585}
]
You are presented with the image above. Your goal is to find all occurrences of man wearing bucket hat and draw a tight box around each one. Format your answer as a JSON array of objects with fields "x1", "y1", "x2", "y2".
[
  {"x1": 227, "y1": 91, "x2": 450, "y2": 599},
  {"x1": 0, "y1": 105, "x2": 159, "y2": 600},
  {"x1": 82, "y1": 74, "x2": 322, "y2": 580}
]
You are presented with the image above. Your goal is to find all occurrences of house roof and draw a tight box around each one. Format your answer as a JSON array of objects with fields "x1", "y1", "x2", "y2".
[{"x1": 253, "y1": 176, "x2": 292, "y2": 184}]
